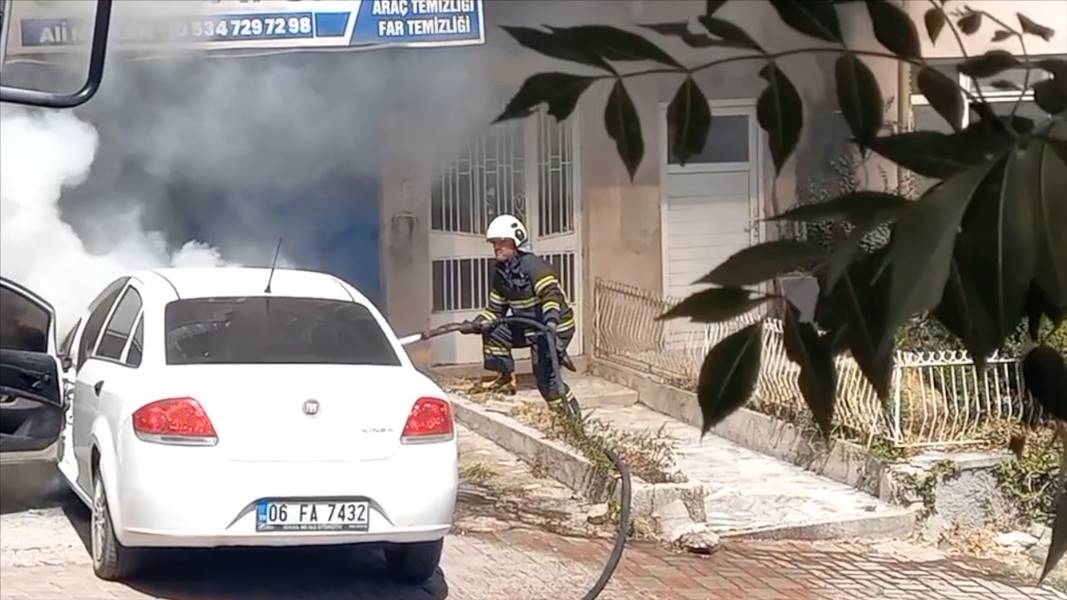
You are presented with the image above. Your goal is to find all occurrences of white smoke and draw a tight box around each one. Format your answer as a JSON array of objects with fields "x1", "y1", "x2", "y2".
[{"x1": 0, "y1": 105, "x2": 232, "y2": 334}]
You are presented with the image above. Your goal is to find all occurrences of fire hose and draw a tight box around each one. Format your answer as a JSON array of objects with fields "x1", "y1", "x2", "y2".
[{"x1": 403, "y1": 316, "x2": 632, "y2": 600}]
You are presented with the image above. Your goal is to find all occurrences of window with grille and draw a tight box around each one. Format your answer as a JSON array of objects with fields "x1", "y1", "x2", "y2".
[
  {"x1": 430, "y1": 121, "x2": 526, "y2": 234},
  {"x1": 537, "y1": 112, "x2": 575, "y2": 237},
  {"x1": 541, "y1": 251, "x2": 576, "y2": 303},
  {"x1": 431, "y1": 257, "x2": 494, "y2": 312},
  {"x1": 431, "y1": 251, "x2": 577, "y2": 313}
]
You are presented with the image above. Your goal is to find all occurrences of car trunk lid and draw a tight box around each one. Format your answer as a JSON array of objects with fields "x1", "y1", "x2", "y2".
[{"x1": 157, "y1": 364, "x2": 428, "y2": 462}]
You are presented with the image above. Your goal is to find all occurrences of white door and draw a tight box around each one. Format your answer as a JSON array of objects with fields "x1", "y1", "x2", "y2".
[
  {"x1": 428, "y1": 111, "x2": 582, "y2": 365},
  {"x1": 660, "y1": 101, "x2": 762, "y2": 347}
]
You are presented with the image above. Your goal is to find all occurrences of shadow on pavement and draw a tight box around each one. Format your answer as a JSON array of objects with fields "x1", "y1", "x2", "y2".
[
  {"x1": 122, "y1": 546, "x2": 450, "y2": 600},
  {"x1": 61, "y1": 491, "x2": 450, "y2": 599},
  {"x1": 0, "y1": 462, "x2": 75, "y2": 514}
]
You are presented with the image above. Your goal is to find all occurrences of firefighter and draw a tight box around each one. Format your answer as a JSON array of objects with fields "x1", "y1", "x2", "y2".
[{"x1": 460, "y1": 214, "x2": 577, "y2": 412}]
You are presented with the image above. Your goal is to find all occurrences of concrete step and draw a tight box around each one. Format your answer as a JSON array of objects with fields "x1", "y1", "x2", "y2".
[
  {"x1": 511, "y1": 374, "x2": 638, "y2": 408},
  {"x1": 584, "y1": 404, "x2": 917, "y2": 542},
  {"x1": 449, "y1": 373, "x2": 915, "y2": 545},
  {"x1": 445, "y1": 373, "x2": 638, "y2": 409}
]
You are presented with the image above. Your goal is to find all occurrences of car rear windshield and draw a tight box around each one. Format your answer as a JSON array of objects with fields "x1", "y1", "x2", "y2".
[{"x1": 164, "y1": 297, "x2": 401, "y2": 366}]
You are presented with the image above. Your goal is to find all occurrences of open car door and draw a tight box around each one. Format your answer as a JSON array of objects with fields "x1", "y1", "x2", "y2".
[{"x1": 0, "y1": 276, "x2": 65, "y2": 463}]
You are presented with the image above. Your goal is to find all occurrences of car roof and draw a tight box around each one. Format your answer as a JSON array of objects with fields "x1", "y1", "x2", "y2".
[{"x1": 140, "y1": 267, "x2": 365, "y2": 304}]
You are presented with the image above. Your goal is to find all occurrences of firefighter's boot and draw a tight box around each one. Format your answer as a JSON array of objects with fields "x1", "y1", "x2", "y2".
[{"x1": 479, "y1": 372, "x2": 517, "y2": 396}]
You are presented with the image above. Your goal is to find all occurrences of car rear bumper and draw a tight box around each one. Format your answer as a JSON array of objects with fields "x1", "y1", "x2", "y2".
[
  {"x1": 121, "y1": 524, "x2": 451, "y2": 548},
  {"x1": 113, "y1": 441, "x2": 458, "y2": 549}
]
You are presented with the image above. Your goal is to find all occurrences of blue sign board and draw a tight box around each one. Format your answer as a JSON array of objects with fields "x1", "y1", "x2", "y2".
[{"x1": 5, "y1": 0, "x2": 484, "y2": 54}]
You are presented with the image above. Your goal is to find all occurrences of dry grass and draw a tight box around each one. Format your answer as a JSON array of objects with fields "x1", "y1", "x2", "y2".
[{"x1": 510, "y1": 403, "x2": 685, "y2": 484}]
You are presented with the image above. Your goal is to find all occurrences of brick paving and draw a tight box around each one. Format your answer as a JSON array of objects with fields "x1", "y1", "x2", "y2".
[{"x1": 3, "y1": 528, "x2": 1066, "y2": 600}]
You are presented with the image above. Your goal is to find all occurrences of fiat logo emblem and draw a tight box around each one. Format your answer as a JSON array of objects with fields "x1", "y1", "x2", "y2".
[{"x1": 303, "y1": 399, "x2": 320, "y2": 416}]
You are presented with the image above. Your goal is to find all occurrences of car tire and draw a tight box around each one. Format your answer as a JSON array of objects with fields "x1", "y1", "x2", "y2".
[
  {"x1": 91, "y1": 472, "x2": 138, "y2": 581},
  {"x1": 384, "y1": 539, "x2": 444, "y2": 583}
]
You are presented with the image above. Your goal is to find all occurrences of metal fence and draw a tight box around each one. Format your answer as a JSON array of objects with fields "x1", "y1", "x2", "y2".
[{"x1": 593, "y1": 278, "x2": 1042, "y2": 448}]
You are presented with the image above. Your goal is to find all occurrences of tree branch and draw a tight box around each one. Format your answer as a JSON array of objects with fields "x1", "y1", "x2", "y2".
[{"x1": 592, "y1": 47, "x2": 984, "y2": 108}]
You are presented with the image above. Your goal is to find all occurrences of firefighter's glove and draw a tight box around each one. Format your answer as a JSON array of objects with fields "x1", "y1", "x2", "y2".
[{"x1": 460, "y1": 320, "x2": 486, "y2": 335}]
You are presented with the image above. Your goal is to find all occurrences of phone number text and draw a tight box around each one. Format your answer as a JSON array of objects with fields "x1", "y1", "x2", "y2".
[{"x1": 170, "y1": 13, "x2": 316, "y2": 41}]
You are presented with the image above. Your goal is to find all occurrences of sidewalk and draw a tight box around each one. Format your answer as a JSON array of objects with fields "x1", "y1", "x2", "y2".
[{"x1": 3, "y1": 526, "x2": 1064, "y2": 600}]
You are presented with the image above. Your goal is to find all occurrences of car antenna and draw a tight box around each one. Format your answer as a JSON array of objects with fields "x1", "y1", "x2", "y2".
[{"x1": 264, "y1": 237, "x2": 282, "y2": 294}]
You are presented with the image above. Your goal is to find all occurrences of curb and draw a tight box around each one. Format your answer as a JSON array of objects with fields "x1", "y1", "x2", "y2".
[{"x1": 450, "y1": 396, "x2": 709, "y2": 539}]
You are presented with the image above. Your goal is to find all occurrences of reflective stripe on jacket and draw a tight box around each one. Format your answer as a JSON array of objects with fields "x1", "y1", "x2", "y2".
[{"x1": 476, "y1": 252, "x2": 574, "y2": 330}]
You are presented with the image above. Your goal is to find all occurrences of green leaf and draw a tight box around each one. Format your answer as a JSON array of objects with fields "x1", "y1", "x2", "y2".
[
  {"x1": 866, "y1": 0, "x2": 922, "y2": 60},
  {"x1": 957, "y1": 49, "x2": 1021, "y2": 78},
  {"x1": 957, "y1": 12, "x2": 983, "y2": 35},
  {"x1": 696, "y1": 322, "x2": 763, "y2": 434},
  {"x1": 923, "y1": 8, "x2": 945, "y2": 44},
  {"x1": 769, "y1": 0, "x2": 843, "y2": 44},
  {"x1": 494, "y1": 73, "x2": 596, "y2": 124},
  {"x1": 916, "y1": 66, "x2": 963, "y2": 131},
  {"x1": 880, "y1": 159, "x2": 1003, "y2": 355},
  {"x1": 697, "y1": 16, "x2": 765, "y2": 53},
  {"x1": 1034, "y1": 79, "x2": 1067, "y2": 115},
  {"x1": 757, "y1": 63, "x2": 803, "y2": 173},
  {"x1": 1042, "y1": 460, "x2": 1067, "y2": 583},
  {"x1": 769, "y1": 191, "x2": 911, "y2": 223},
  {"x1": 933, "y1": 258, "x2": 999, "y2": 371},
  {"x1": 991, "y1": 30, "x2": 1013, "y2": 42},
  {"x1": 667, "y1": 77, "x2": 712, "y2": 166},
  {"x1": 783, "y1": 303, "x2": 837, "y2": 438},
  {"x1": 547, "y1": 25, "x2": 683, "y2": 69},
  {"x1": 1032, "y1": 121, "x2": 1067, "y2": 312},
  {"x1": 1017, "y1": 12, "x2": 1056, "y2": 42},
  {"x1": 707, "y1": 0, "x2": 728, "y2": 16},
  {"x1": 990, "y1": 79, "x2": 1022, "y2": 91},
  {"x1": 695, "y1": 240, "x2": 827, "y2": 287},
  {"x1": 1025, "y1": 283, "x2": 1063, "y2": 343},
  {"x1": 865, "y1": 120, "x2": 1014, "y2": 178},
  {"x1": 829, "y1": 249, "x2": 894, "y2": 399},
  {"x1": 604, "y1": 80, "x2": 644, "y2": 181},
  {"x1": 836, "y1": 54, "x2": 884, "y2": 145},
  {"x1": 658, "y1": 287, "x2": 770, "y2": 323},
  {"x1": 501, "y1": 26, "x2": 613, "y2": 72},
  {"x1": 955, "y1": 155, "x2": 1036, "y2": 345},
  {"x1": 1023, "y1": 345, "x2": 1067, "y2": 421},
  {"x1": 642, "y1": 22, "x2": 748, "y2": 49}
]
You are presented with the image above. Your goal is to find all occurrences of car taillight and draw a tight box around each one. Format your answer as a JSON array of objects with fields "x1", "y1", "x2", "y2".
[
  {"x1": 401, "y1": 397, "x2": 454, "y2": 443},
  {"x1": 133, "y1": 397, "x2": 217, "y2": 446}
]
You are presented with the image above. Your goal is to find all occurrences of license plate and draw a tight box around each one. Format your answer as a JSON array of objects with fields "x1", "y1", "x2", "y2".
[{"x1": 255, "y1": 500, "x2": 370, "y2": 532}]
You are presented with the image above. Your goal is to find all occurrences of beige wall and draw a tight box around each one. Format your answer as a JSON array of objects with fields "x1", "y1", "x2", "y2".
[
  {"x1": 904, "y1": 0, "x2": 1067, "y2": 59},
  {"x1": 381, "y1": 0, "x2": 857, "y2": 360}
]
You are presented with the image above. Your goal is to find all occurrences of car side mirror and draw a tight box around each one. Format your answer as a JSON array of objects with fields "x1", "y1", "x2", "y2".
[
  {"x1": 0, "y1": 0, "x2": 113, "y2": 108},
  {"x1": 61, "y1": 355, "x2": 73, "y2": 372}
]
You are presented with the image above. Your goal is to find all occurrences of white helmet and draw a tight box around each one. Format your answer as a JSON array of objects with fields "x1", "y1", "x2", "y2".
[{"x1": 486, "y1": 214, "x2": 530, "y2": 251}]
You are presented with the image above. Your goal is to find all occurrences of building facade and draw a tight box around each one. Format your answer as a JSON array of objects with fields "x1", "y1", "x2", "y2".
[{"x1": 383, "y1": 0, "x2": 1067, "y2": 367}]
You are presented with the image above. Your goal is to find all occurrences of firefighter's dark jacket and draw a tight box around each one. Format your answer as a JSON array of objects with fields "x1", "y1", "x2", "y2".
[{"x1": 475, "y1": 252, "x2": 575, "y2": 332}]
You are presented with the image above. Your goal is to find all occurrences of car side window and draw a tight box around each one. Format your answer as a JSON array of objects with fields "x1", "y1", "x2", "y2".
[
  {"x1": 77, "y1": 278, "x2": 128, "y2": 370},
  {"x1": 124, "y1": 315, "x2": 144, "y2": 368},
  {"x1": 96, "y1": 287, "x2": 142, "y2": 361},
  {"x1": 0, "y1": 285, "x2": 50, "y2": 352}
]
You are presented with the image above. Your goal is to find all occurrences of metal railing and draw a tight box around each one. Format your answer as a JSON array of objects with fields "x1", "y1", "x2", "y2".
[{"x1": 593, "y1": 278, "x2": 1042, "y2": 448}]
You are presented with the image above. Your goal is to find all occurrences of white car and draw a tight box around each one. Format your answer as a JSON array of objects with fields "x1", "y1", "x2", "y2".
[{"x1": 0, "y1": 268, "x2": 458, "y2": 583}]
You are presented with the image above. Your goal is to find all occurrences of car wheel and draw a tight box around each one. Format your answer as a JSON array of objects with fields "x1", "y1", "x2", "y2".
[
  {"x1": 384, "y1": 539, "x2": 444, "y2": 583},
  {"x1": 91, "y1": 472, "x2": 138, "y2": 581}
]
